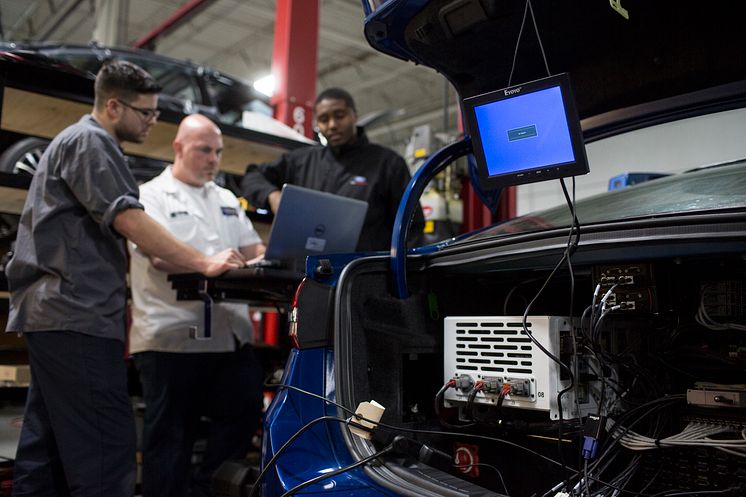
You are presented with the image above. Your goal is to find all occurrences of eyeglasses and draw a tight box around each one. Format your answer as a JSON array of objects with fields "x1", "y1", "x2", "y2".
[{"x1": 116, "y1": 99, "x2": 160, "y2": 121}]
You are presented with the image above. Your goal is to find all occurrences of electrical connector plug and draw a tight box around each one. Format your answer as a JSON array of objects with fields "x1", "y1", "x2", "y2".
[
  {"x1": 501, "y1": 383, "x2": 512, "y2": 397},
  {"x1": 582, "y1": 414, "x2": 605, "y2": 460},
  {"x1": 582, "y1": 436, "x2": 599, "y2": 460},
  {"x1": 482, "y1": 377, "x2": 500, "y2": 393},
  {"x1": 391, "y1": 436, "x2": 453, "y2": 472},
  {"x1": 349, "y1": 400, "x2": 386, "y2": 440},
  {"x1": 453, "y1": 375, "x2": 474, "y2": 391}
]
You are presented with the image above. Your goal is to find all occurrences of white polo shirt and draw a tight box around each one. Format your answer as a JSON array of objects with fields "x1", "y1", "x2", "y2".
[{"x1": 128, "y1": 167, "x2": 262, "y2": 354}]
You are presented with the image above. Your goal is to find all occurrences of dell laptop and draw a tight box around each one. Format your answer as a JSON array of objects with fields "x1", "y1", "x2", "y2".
[{"x1": 250, "y1": 184, "x2": 368, "y2": 271}]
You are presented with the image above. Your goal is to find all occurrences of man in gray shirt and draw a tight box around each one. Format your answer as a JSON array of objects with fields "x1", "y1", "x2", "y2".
[{"x1": 5, "y1": 60, "x2": 245, "y2": 497}]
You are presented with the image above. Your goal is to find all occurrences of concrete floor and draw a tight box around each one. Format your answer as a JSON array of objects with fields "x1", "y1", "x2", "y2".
[{"x1": 0, "y1": 401, "x2": 24, "y2": 461}]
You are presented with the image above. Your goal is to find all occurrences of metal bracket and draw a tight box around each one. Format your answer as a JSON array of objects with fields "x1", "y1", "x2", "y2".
[{"x1": 189, "y1": 279, "x2": 213, "y2": 340}]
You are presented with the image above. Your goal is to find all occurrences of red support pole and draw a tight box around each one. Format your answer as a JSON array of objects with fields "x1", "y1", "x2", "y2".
[
  {"x1": 497, "y1": 186, "x2": 517, "y2": 221},
  {"x1": 461, "y1": 181, "x2": 493, "y2": 233},
  {"x1": 263, "y1": 311, "x2": 279, "y2": 347},
  {"x1": 271, "y1": 0, "x2": 319, "y2": 138}
]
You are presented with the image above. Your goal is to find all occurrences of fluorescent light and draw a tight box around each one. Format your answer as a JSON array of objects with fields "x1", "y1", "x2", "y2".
[{"x1": 253, "y1": 74, "x2": 275, "y2": 97}]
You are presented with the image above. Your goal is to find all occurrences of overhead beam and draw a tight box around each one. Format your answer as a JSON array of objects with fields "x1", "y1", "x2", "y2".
[
  {"x1": 132, "y1": 0, "x2": 217, "y2": 50},
  {"x1": 37, "y1": 0, "x2": 86, "y2": 40},
  {"x1": 366, "y1": 102, "x2": 459, "y2": 139},
  {"x1": 345, "y1": 63, "x2": 422, "y2": 94}
]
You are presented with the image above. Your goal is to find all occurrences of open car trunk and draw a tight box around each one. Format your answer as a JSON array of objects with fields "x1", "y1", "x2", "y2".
[{"x1": 333, "y1": 205, "x2": 746, "y2": 496}]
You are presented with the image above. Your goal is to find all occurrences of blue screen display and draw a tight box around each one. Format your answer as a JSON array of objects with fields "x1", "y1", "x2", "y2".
[{"x1": 474, "y1": 85, "x2": 575, "y2": 177}]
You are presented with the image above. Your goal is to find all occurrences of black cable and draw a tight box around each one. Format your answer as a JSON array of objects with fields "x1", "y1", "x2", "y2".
[
  {"x1": 649, "y1": 488, "x2": 741, "y2": 497},
  {"x1": 527, "y1": 0, "x2": 551, "y2": 77},
  {"x1": 507, "y1": 0, "x2": 530, "y2": 87},
  {"x1": 434, "y1": 382, "x2": 477, "y2": 429},
  {"x1": 268, "y1": 383, "x2": 565, "y2": 468},
  {"x1": 559, "y1": 177, "x2": 580, "y2": 472},
  {"x1": 518, "y1": 177, "x2": 580, "y2": 484},
  {"x1": 279, "y1": 445, "x2": 395, "y2": 497},
  {"x1": 579, "y1": 304, "x2": 593, "y2": 339},
  {"x1": 590, "y1": 396, "x2": 685, "y2": 475},
  {"x1": 593, "y1": 306, "x2": 618, "y2": 344},
  {"x1": 246, "y1": 415, "x2": 370, "y2": 497},
  {"x1": 267, "y1": 384, "x2": 680, "y2": 497},
  {"x1": 584, "y1": 459, "x2": 593, "y2": 497},
  {"x1": 508, "y1": 0, "x2": 551, "y2": 88},
  {"x1": 453, "y1": 462, "x2": 509, "y2": 495},
  {"x1": 266, "y1": 384, "x2": 685, "y2": 497},
  {"x1": 266, "y1": 382, "x2": 356, "y2": 416}
]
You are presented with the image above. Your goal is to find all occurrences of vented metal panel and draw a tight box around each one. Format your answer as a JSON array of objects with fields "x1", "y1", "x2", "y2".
[{"x1": 444, "y1": 316, "x2": 570, "y2": 418}]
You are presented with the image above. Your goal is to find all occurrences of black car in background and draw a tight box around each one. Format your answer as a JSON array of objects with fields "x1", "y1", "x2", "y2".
[
  {"x1": 1, "y1": 42, "x2": 271, "y2": 126},
  {"x1": 0, "y1": 42, "x2": 276, "y2": 178}
]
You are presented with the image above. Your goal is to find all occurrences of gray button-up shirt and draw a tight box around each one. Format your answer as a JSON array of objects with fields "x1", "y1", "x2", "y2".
[{"x1": 6, "y1": 115, "x2": 144, "y2": 340}]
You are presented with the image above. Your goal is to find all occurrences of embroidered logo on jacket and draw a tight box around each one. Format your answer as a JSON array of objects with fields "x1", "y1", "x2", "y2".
[
  {"x1": 349, "y1": 176, "x2": 368, "y2": 185},
  {"x1": 221, "y1": 207, "x2": 238, "y2": 216},
  {"x1": 170, "y1": 211, "x2": 189, "y2": 218}
]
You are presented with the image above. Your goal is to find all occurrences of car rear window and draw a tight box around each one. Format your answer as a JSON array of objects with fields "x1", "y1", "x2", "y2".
[{"x1": 467, "y1": 160, "x2": 746, "y2": 240}]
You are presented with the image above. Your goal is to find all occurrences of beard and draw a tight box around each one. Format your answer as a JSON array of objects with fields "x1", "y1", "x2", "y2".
[{"x1": 114, "y1": 121, "x2": 149, "y2": 144}]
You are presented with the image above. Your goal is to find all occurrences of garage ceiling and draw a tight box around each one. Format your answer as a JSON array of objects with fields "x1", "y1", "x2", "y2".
[{"x1": 0, "y1": 0, "x2": 459, "y2": 156}]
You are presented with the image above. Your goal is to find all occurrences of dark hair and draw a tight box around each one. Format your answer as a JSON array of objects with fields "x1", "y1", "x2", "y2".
[
  {"x1": 314, "y1": 87, "x2": 356, "y2": 113},
  {"x1": 94, "y1": 59, "x2": 161, "y2": 109}
]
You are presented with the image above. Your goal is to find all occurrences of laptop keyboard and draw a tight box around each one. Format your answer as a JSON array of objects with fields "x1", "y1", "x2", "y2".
[{"x1": 245, "y1": 259, "x2": 283, "y2": 269}]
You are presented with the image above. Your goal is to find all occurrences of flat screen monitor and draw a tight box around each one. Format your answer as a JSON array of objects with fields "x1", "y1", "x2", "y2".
[{"x1": 462, "y1": 73, "x2": 589, "y2": 190}]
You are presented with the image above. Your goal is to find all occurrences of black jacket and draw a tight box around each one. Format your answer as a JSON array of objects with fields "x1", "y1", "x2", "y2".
[{"x1": 241, "y1": 129, "x2": 423, "y2": 252}]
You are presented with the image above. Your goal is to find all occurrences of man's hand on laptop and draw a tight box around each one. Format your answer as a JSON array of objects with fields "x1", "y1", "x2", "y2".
[
  {"x1": 268, "y1": 190, "x2": 282, "y2": 213},
  {"x1": 244, "y1": 254, "x2": 266, "y2": 267},
  {"x1": 202, "y1": 248, "x2": 246, "y2": 277}
]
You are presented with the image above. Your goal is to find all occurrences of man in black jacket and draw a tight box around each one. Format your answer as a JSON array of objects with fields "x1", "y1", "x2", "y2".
[{"x1": 240, "y1": 88, "x2": 423, "y2": 251}]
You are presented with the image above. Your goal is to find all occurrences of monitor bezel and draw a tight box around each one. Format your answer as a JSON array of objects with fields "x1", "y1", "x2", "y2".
[{"x1": 462, "y1": 73, "x2": 589, "y2": 190}]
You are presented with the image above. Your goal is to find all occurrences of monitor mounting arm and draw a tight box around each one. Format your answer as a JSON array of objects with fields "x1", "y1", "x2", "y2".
[{"x1": 390, "y1": 136, "x2": 473, "y2": 299}]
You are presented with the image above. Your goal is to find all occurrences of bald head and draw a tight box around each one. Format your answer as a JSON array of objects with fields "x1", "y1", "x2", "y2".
[{"x1": 172, "y1": 114, "x2": 223, "y2": 186}]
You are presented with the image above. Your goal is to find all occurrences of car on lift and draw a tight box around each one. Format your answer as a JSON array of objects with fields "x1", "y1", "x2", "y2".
[
  {"x1": 252, "y1": 1, "x2": 746, "y2": 497},
  {"x1": 0, "y1": 41, "x2": 272, "y2": 177}
]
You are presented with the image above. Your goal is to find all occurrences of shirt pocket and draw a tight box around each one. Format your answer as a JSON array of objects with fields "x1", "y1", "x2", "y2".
[
  {"x1": 164, "y1": 195, "x2": 198, "y2": 242},
  {"x1": 167, "y1": 213, "x2": 198, "y2": 242}
]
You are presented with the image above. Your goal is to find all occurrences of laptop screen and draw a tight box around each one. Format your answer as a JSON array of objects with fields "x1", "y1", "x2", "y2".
[{"x1": 262, "y1": 184, "x2": 369, "y2": 266}]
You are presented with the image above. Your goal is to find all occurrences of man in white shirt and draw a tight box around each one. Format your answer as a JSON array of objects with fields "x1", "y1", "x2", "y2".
[{"x1": 129, "y1": 114, "x2": 265, "y2": 497}]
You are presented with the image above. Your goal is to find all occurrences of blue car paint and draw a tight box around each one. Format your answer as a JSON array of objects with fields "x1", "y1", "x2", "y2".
[
  {"x1": 362, "y1": 0, "x2": 431, "y2": 63},
  {"x1": 263, "y1": 347, "x2": 396, "y2": 495}
]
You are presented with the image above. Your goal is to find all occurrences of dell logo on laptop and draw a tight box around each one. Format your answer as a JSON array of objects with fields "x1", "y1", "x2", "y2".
[{"x1": 314, "y1": 224, "x2": 327, "y2": 237}]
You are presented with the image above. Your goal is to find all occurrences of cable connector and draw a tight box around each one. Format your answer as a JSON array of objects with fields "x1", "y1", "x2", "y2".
[
  {"x1": 453, "y1": 374, "x2": 474, "y2": 391},
  {"x1": 349, "y1": 400, "x2": 385, "y2": 440},
  {"x1": 501, "y1": 383, "x2": 512, "y2": 397},
  {"x1": 391, "y1": 435, "x2": 452, "y2": 472},
  {"x1": 582, "y1": 414, "x2": 605, "y2": 460}
]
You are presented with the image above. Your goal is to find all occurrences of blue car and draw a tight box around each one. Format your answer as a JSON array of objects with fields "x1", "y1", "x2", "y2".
[{"x1": 258, "y1": 1, "x2": 746, "y2": 496}]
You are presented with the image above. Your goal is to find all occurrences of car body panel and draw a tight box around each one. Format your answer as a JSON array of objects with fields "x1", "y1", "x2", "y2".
[{"x1": 262, "y1": 347, "x2": 396, "y2": 496}]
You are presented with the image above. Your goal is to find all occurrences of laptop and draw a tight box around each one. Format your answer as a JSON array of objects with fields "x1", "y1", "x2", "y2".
[{"x1": 249, "y1": 184, "x2": 368, "y2": 271}]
